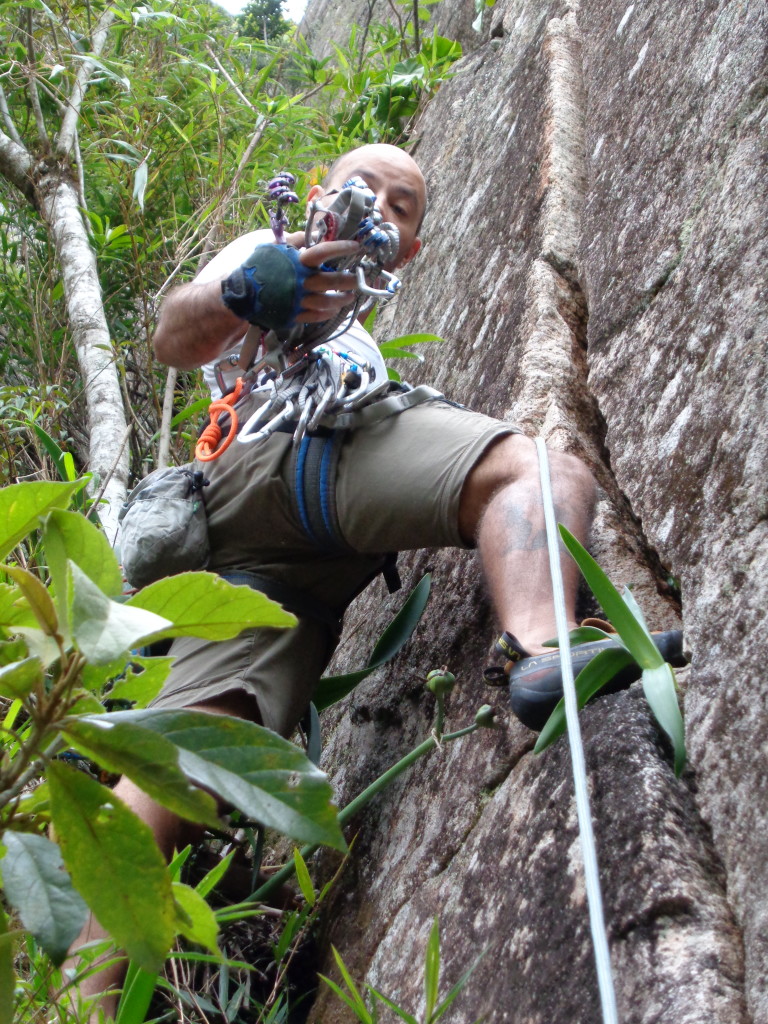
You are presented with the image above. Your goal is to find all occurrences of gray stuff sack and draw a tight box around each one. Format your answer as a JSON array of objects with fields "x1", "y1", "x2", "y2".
[{"x1": 118, "y1": 465, "x2": 210, "y2": 589}]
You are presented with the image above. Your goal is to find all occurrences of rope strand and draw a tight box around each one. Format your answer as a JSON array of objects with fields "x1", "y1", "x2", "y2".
[{"x1": 535, "y1": 437, "x2": 619, "y2": 1024}]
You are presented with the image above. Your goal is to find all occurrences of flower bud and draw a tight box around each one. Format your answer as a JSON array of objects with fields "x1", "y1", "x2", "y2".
[
  {"x1": 425, "y1": 667, "x2": 456, "y2": 697},
  {"x1": 474, "y1": 704, "x2": 497, "y2": 729}
]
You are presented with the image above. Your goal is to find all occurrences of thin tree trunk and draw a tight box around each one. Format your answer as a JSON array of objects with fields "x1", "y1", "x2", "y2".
[{"x1": 34, "y1": 163, "x2": 129, "y2": 543}]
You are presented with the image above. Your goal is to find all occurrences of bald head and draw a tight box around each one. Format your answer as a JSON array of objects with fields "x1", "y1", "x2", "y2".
[{"x1": 321, "y1": 144, "x2": 423, "y2": 232}]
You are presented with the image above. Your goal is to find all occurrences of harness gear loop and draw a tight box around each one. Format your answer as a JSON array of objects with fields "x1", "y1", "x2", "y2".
[{"x1": 195, "y1": 377, "x2": 245, "y2": 462}]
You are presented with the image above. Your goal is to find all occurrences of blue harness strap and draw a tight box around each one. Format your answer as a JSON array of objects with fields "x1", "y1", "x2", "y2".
[{"x1": 292, "y1": 430, "x2": 350, "y2": 552}]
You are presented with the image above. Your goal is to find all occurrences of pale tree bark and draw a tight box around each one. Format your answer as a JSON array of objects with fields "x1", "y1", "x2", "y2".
[{"x1": 0, "y1": 6, "x2": 128, "y2": 544}]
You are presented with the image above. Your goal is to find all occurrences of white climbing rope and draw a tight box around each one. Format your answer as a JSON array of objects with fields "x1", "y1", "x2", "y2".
[{"x1": 535, "y1": 437, "x2": 619, "y2": 1024}]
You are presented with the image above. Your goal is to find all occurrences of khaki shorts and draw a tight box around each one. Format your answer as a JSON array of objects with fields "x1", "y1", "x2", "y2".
[{"x1": 151, "y1": 395, "x2": 518, "y2": 736}]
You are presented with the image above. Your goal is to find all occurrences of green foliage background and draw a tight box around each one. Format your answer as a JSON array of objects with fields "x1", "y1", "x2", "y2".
[{"x1": 0, "y1": 0, "x2": 459, "y2": 490}]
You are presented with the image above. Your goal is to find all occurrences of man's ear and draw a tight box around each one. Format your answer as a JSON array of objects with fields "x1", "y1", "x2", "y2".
[{"x1": 397, "y1": 237, "x2": 422, "y2": 268}]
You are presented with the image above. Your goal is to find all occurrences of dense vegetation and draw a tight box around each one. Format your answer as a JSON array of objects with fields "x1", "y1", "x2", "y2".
[{"x1": 0, "y1": 0, "x2": 463, "y2": 1019}]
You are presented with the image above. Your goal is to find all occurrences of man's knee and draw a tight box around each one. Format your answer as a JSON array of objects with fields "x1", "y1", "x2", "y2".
[{"x1": 459, "y1": 434, "x2": 594, "y2": 542}]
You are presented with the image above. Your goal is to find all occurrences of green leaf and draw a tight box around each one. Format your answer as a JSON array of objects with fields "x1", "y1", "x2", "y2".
[
  {"x1": 126, "y1": 572, "x2": 296, "y2": 643},
  {"x1": 642, "y1": 663, "x2": 686, "y2": 775},
  {"x1": 1, "y1": 832, "x2": 88, "y2": 965},
  {"x1": 378, "y1": 347, "x2": 423, "y2": 361},
  {"x1": 424, "y1": 918, "x2": 440, "y2": 1020},
  {"x1": 105, "y1": 656, "x2": 174, "y2": 707},
  {"x1": 559, "y1": 528, "x2": 663, "y2": 669},
  {"x1": 0, "y1": 480, "x2": 86, "y2": 561},
  {"x1": 534, "y1": 647, "x2": 636, "y2": 753},
  {"x1": 114, "y1": 962, "x2": 158, "y2": 1024},
  {"x1": 44, "y1": 509, "x2": 123, "y2": 599},
  {"x1": 542, "y1": 625, "x2": 614, "y2": 648},
  {"x1": 48, "y1": 761, "x2": 176, "y2": 972},
  {"x1": 0, "y1": 906, "x2": 14, "y2": 1024},
  {"x1": 195, "y1": 850, "x2": 235, "y2": 900},
  {"x1": 62, "y1": 717, "x2": 220, "y2": 827},
  {"x1": 0, "y1": 656, "x2": 42, "y2": 700},
  {"x1": 29, "y1": 423, "x2": 77, "y2": 485},
  {"x1": 0, "y1": 584, "x2": 37, "y2": 630},
  {"x1": 314, "y1": 574, "x2": 431, "y2": 711},
  {"x1": 293, "y1": 848, "x2": 316, "y2": 907},
  {"x1": 100, "y1": 709, "x2": 346, "y2": 851},
  {"x1": 431, "y1": 943, "x2": 488, "y2": 1021},
  {"x1": 172, "y1": 882, "x2": 219, "y2": 954},
  {"x1": 70, "y1": 562, "x2": 171, "y2": 664},
  {"x1": 3, "y1": 565, "x2": 60, "y2": 638},
  {"x1": 368, "y1": 987, "x2": 417, "y2": 1023},
  {"x1": 379, "y1": 333, "x2": 443, "y2": 350}
]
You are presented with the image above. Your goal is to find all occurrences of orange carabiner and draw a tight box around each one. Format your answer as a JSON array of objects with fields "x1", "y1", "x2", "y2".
[{"x1": 195, "y1": 378, "x2": 244, "y2": 462}]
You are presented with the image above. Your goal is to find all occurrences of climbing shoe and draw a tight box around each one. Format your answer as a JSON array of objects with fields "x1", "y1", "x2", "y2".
[{"x1": 508, "y1": 630, "x2": 686, "y2": 732}]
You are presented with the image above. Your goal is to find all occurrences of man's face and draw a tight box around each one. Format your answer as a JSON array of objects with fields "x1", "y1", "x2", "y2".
[{"x1": 308, "y1": 144, "x2": 426, "y2": 270}]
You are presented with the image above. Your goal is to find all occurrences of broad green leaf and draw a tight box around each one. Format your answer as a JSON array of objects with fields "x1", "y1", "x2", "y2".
[
  {"x1": 70, "y1": 562, "x2": 171, "y2": 664},
  {"x1": 105, "y1": 656, "x2": 174, "y2": 707},
  {"x1": 172, "y1": 882, "x2": 219, "y2": 954},
  {"x1": 559, "y1": 528, "x2": 663, "y2": 669},
  {"x1": 0, "y1": 584, "x2": 37, "y2": 629},
  {"x1": 44, "y1": 509, "x2": 123, "y2": 603},
  {"x1": 642, "y1": 664, "x2": 686, "y2": 775},
  {"x1": 534, "y1": 647, "x2": 637, "y2": 753},
  {"x1": 424, "y1": 918, "x2": 440, "y2": 1020},
  {"x1": 293, "y1": 848, "x2": 316, "y2": 907},
  {"x1": 127, "y1": 572, "x2": 296, "y2": 643},
  {"x1": 1, "y1": 832, "x2": 88, "y2": 965},
  {"x1": 62, "y1": 718, "x2": 220, "y2": 826},
  {"x1": 48, "y1": 761, "x2": 176, "y2": 972},
  {"x1": 13, "y1": 627, "x2": 65, "y2": 668},
  {"x1": 0, "y1": 656, "x2": 42, "y2": 700},
  {"x1": 16, "y1": 781, "x2": 51, "y2": 821},
  {"x1": 0, "y1": 906, "x2": 13, "y2": 1024},
  {"x1": 3, "y1": 565, "x2": 60, "y2": 638},
  {"x1": 66, "y1": 689, "x2": 105, "y2": 716},
  {"x1": 314, "y1": 574, "x2": 431, "y2": 711},
  {"x1": 100, "y1": 709, "x2": 345, "y2": 851},
  {"x1": 0, "y1": 480, "x2": 86, "y2": 562},
  {"x1": 0, "y1": 637, "x2": 28, "y2": 666},
  {"x1": 80, "y1": 654, "x2": 135, "y2": 694}
]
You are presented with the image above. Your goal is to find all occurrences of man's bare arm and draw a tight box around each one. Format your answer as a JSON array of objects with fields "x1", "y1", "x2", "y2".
[{"x1": 153, "y1": 280, "x2": 247, "y2": 369}]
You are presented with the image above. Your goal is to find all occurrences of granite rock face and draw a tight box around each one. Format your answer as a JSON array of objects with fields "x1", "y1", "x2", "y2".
[{"x1": 299, "y1": 1, "x2": 766, "y2": 1021}]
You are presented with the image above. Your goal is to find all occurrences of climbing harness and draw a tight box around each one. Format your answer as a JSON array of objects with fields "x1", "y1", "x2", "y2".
[{"x1": 534, "y1": 437, "x2": 619, "y2": 1024}]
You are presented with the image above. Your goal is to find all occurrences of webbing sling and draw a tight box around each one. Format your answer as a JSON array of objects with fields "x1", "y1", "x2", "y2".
[{"x1": 535, "y1": 437, "x2": 619, "y2": 1024}]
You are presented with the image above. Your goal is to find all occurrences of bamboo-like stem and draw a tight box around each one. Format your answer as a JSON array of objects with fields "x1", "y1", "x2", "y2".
[
  {"x1": 25, "y1": 10, "x2": 49, "y2": 147},
  {"x1": 55, "y1": 5, "x2": 116, "y2": 157},
  {"x1": 0, "y1": 82, "x2": 23, "y2": 146}
]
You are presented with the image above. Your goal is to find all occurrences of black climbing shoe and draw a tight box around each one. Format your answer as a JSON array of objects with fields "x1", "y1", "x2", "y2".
[{"x1": 508, "y1": 631, "x2": 686, "y2": 732}]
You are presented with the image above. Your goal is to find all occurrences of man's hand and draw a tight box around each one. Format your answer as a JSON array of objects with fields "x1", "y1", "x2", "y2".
[
  {"x1": 220, "y1": 239, "x2": 362, "y2": 332},
  {"x1": 295, "y1": 239, "x2": 361, "y2": 324}
]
